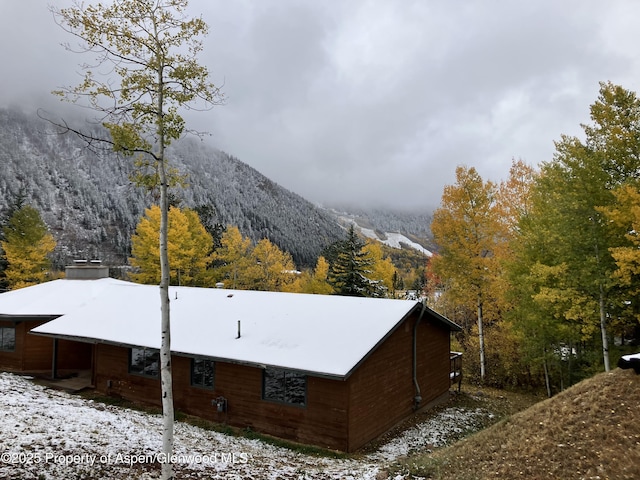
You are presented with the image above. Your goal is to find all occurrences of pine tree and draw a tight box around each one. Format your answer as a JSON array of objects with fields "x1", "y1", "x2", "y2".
[
  {"x1": 1, "y1": 205, "x2": 56, "y2": 289},
  {"x1": 327, "y1": 225, "x2": 375, "y2": 297}
]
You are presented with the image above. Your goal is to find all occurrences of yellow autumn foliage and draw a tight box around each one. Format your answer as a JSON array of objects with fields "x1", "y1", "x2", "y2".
[{"x1": 129, "y1": 205, "x2": 213, "y2": 286}]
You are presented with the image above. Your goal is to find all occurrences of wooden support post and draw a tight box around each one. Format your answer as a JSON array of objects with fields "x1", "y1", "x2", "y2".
[{"x1": 51, "y1": 338, "x2": 58, "y2": 379}]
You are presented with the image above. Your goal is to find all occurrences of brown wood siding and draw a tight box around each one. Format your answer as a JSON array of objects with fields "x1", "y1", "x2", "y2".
[
  {"x1": 56, "y1": 339, "x2": 93, "y2": 370},
  {"x1": 95, "y1": 345, "x2": 350, "y2": 450},
  {"x1": 416, "y1": 318, "x2": 451, "y2": 405},
  {"x1": 0, "y1": 320, "x2": 58, "y2": 372},
  {"x1": 0, "y1": 320, "x2": 92, "y2": 373},
  {"x1": 95, "y1": 343, "x2": 162, "y2": 405},
  {"x1": 91, "y1": 312, "x2": 452, "y2": 453},
  {"x1": 0, "y1": 320, "x2": 24, "y2": 371},
  {"x1": 346, "y1": 313, "x2": 451, "y2": 451},
  {"x1": 22, "y1": 331, "x2": 56, "y2": 371}
]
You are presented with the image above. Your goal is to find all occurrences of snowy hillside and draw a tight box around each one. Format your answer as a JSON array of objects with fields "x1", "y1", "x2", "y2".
[
  {"x1": 0, "y1": 108, "x2": 343, "y2": 268},
  {"x1": 0, "y1": 107, "x2": 436, "y2": 271},
  {"x1": 331, "y1": 210, "x2": 435, "y2": 256},
  {"x1": 359, "y1": 228, "x2": 433, "y2": 256}
]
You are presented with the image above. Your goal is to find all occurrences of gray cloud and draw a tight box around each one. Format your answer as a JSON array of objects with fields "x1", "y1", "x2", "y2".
[{"x1": 2, "y1": 1, "x2": 640, "y2": 210}]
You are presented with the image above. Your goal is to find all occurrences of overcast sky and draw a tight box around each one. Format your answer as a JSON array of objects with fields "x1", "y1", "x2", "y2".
[{"x1": 2, "y1": 1, "x2": 640, "y2": 211}]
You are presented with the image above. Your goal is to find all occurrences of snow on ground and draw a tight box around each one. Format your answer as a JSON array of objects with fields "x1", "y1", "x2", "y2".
[
  {"x1": 358, "y1": 228, "x2": 433, "y2": 257},
  {"x1": 0, "y1": 373, "x2": 490, "y2": 479}
]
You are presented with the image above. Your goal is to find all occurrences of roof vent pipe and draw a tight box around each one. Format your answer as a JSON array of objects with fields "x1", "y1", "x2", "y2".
[{"x1": 236, "y1": 320, "x2": 241, "y2": 339}]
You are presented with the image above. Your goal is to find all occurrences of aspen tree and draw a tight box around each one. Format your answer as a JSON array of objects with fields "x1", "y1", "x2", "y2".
[
  {"x1": 511, "y1": 83, "x2": 640, "y2": 377},
  {"x1": 602, "y1": 185, "x2": 640, "y2": 300},
  {"x1": 130, "y1": 205, "x2": 213, "y2": 286},
  {"x1": 293, "y1": 256, "x2": 335, "y2": 294},
  {"x1": 363, "y1": 241, "x2": 396, "y2": 297},
  {"x1": 211, "y1": 226, "x2": 252, "y2": 289},
  {"x1": 51, "y1": 2, "x2": 223, "y2": 477},
  {"x1": 430, "y1": 166, "x2": 501, "y2": 381},
  {"x1": 1, "y1": 206, "x2": 56, "y2": 289},
  {"x1": 245, "y1": 238, "x2": 297, "y2": 292}
]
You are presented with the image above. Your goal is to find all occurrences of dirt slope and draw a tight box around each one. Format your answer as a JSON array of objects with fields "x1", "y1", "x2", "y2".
[{"x1": 401, "y1": 367, "x2": 640, "y2": 480}]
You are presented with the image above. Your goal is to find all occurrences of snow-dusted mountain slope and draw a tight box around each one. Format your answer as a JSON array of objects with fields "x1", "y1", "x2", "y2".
[
  {"x1": 359, "y1": 228, "x2": 433, "y2": 256},
  {"x1": 0, "y1": 108, "x2": 343, "y2": 268},
  {"x1": 0, "y1": 107, "x2": 435, "y2": 269},
  {"x1": 329, "y1": 208, "x2": 435, "y2": 255}
]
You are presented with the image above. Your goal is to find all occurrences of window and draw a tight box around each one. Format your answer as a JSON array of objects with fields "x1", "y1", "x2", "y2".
[
  {"x1": 0, "y1": 326, "x2": 16, "y2": 352},
  {"x1": 129, "y1": 347, "x2": 159, "y2": 378},
  {"x1": 191, "y1": 358, "x2": 215, "y2": 389},
  {"x1": 263, "y1": 367, "x2": 306, "y2": 406}
]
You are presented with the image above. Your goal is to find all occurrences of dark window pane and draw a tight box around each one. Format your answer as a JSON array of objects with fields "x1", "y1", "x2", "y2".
[
  {"x1": 285, "y1": 372, "x2": 306, "y2": 405},
  {"x1": 1, "y1": 327, "x2": 16, "y2": 351},
  {"x1": 263, "y1": 368, "x2": 306, "y2": 406},
  {"x1": 192, "y1": 360, "x2": 204, "y2": 386},
  {"x1": 130, "y1": 348, "x2": 146, "y2": 375},
  {"x1": 203, "y1": 360, "x2": 215, "y2": 388},
  {"x1": 263, "y1": 368, "x2": 285, "y2": 402},
  {"x1": 129, "y1": 347, "x2": 159, "y2": 377},
  {"x1": 145, "y1": 349, "x2": 159, "y2": 377},
  {"x1": 191, "y1": 359, "x2": 215, "y2": 388}
]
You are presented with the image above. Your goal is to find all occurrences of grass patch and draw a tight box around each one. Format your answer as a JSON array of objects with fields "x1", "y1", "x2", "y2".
[{"x1": 241, "y1": 427, "x2": 348, "y2": 459}]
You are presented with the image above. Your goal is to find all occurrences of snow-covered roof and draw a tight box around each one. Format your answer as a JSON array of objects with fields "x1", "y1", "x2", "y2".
[
  {"x1": 0, "y1": 277, "x2": 134, "y2": 318},
  {"x1": 28, "y1": 282, "x2": 457, "y2": 378}
]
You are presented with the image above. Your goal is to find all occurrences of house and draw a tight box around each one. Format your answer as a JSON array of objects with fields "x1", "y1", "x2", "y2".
[
  {"x1": 0, "y1": 261, "x2": 130, "y2": 376},
  {"x1": 1, "y1": 265, "x2": 462, "y2": 452},
  {"x1": 29, "y1": 282, "x2": 461, "y2": 452}
]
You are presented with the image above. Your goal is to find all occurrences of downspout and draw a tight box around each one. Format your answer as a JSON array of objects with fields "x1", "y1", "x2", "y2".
[{"x1": 413, "y1": 302, "x2": 427, "y2": 410}]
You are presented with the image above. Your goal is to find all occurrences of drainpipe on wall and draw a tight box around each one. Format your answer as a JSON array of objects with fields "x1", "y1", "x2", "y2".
[{"x1": 413, "y1": 301, "x2": 427, "y2": 410}]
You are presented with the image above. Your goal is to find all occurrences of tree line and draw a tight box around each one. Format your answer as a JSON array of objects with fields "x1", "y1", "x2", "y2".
[
  {"x1": 3, "y1": 81, "x2": 639, "y2": 397},
  {"x1": 0, "y1": 202, "x2": 404, "y2": 298},
  {"x1": 129, "y1": 205, "x2": 401, "y2": 297},
  {"x1": 429, "y1": 82, "x2": 640, "y2": 395}
]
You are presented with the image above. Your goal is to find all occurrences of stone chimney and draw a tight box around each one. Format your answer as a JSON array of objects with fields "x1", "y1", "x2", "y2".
[{"x1": 65, "y1": 260, "x2": 109, "y2": 280}]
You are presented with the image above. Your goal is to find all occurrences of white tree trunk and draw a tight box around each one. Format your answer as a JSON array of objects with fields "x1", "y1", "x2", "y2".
[
  {"x1": 543, "y1": 350, "x2": 552, "y2": 398},
  {"x1": 159, "y1": 156, "x2": 174, "y2": 479},
  {"x1": 157, "y1": 67, "x2": 174, "y2": 476},
  {"x1": 599, "y1": 285, "x2": 610, "y2": 372},
  {"x1": 477, "y1": 295, "x2": 486, "y2": 381}
]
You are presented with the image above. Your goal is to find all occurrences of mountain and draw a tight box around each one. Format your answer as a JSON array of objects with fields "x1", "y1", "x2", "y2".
[
  {"x1": 326, "y1": 206, "x2": 436, "y2": 256},
  {"x1": 0, "y1": 108, "x2": 344, "y2": 269}
]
